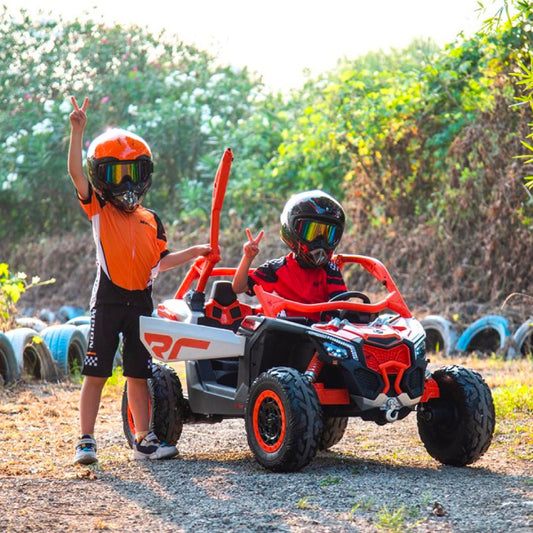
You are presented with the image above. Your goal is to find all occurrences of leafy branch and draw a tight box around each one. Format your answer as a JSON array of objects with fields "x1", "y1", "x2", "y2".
[{"x1": 0, "y1": 263, "x2": 55, "y2": 331}]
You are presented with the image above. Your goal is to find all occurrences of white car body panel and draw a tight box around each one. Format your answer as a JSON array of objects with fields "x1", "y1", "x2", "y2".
[{"x1": 140, "y1": 316, "x2": 245, "y2": 363}]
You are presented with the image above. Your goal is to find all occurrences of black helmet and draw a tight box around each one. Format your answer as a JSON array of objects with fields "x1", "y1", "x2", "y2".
[
  {"x1": 280, "y1": 190, "x2": 345, "y2": 267},
  {"x1": 87, "y1": 128, "x2": 153, "y2": 212}
]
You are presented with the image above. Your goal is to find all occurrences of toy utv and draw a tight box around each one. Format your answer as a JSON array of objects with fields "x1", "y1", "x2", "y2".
[{"x1": 121, "y1": 149, "x2": 495, "y2": 472}]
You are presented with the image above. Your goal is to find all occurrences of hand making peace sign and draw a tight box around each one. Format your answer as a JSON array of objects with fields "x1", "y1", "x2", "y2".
[
  {"x1": 243, "y1": 228, "x2": 264, "y2": 259},
  {"x1": 69, "y1": 96, "x2": 89, "y2": 132}
]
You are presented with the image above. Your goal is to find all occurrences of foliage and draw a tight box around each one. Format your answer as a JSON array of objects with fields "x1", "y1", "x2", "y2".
[
  {"x1": 0, "y1": 263, "x2": 55, "y2": 331},
  {"x1": 0, "y1": 7, "x2": 262, "y2": 242},
  {"x1": 480, "y1": 1, "x2": 533, "y2": 190},
  {"x1": 493, "y1": 383, "x2": 533, "y2": 417}
]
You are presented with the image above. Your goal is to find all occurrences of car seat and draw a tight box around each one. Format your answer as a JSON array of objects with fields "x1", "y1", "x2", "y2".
[{"x1": 200, "y1": 280, "x2": 255, "y2": 332}]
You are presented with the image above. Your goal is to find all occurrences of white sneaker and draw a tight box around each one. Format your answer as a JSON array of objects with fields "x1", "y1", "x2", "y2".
[
  {"x1": 132, "y1": 431, "x2": 178, "y2": 460},
  {"x1": 74, "y1": 435, "x2": 98, "y2": 465}
]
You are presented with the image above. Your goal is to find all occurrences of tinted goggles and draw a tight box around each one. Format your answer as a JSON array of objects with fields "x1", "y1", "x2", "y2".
[
  {"x1": 96, "y1": 158, "x2": 152, "y2": 186},
  {"x1": 296, "y1": 219, "x2": 341, "y2": 245}
]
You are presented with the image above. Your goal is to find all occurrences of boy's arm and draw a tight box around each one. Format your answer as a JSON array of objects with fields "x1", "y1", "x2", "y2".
[
  {"x1": 159, "y1": 244, "x2": 212, "y2": 272},
  {"x1": 232, "y1": 228, "x2": 264, "y2": 294},
  {"x1": 232, "y1": 254, "x2": 254, "y2": 294},
  {"x1": 68, "y1": 96, "x2": 90, "y2": 200}
]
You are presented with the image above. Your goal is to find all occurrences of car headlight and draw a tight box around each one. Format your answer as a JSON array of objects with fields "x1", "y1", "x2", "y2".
[
  {"x1": 310, "y1": 333, "x2": 358, "y2": 361},
  {"x1": 323, "y1": 341, "x2": 350, "y2": 359}
]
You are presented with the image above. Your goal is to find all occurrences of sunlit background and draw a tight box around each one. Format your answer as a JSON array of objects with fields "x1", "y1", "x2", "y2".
[{"x1": 4, "y1": 0, "x2": 485, "y2": 92}]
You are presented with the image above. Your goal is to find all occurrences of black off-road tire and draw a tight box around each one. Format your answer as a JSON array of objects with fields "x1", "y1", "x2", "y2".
[
  {"x1": 245, "y1": 366, "x2": 323, "y2": 472},
  {"x1": 122, "y1": 362, "x2": 184, "y2": 447},
  {"x1": 417, "y1": 365, "x2": 495, "y2": 466},
  {"x1": 320, "y1": 416, "x2": 348, "y2": 450}
]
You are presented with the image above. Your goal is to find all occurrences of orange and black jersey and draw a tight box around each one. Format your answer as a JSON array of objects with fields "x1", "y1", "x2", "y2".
[
  {"x1": 79, "y1": 187, "x2": 169, "y2": 307},
  {"x1": 247, "y1": 252, "x2": 347, "y2": 320}
]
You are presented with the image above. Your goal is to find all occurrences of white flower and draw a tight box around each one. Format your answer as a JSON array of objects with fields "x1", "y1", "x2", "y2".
[
  {"x1": 164, "y1": 74, "x2": 176, "y2": 87},
  {"x1": 16, "y1": 154, "x2": 25, "y2": 164},
  {"x1": 32, "y1": 118, "x2": 53, "y2": 135},
  {"x1": 200, "y1": 123, "x2": 211, "y2": 135},
  {"x1": 59, "y1": 100, "x2": 71, "y2": 113},
  {"x1": 43, "y1": 100, "x2": 54, "y2": 113},
  {"x1": 164, "y1": 71, "x2": 189, "y2": 88},
  {"x1": 201, "y1": 105, "x2": 211, "y2": 122},
  {"x1": 207, "y1": 73, "x2": 225, "y2": 88},
  {"x1": 127, "y1": 104, "x2": 138, "y2": 116},
  {"x1": 7, "y1": 172, "x2": 18, "y2": 182},
  {"x1": 211, "y1": 116, "x2": 223, "y2": 128}
]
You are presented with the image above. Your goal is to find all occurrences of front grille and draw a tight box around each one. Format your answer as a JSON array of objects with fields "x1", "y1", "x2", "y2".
[{"x1": 363, "y1": 343, "x2": 410, "y2": 372}]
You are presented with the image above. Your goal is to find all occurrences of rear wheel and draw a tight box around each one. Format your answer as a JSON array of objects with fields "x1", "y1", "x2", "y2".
[
  {"x1": 245, "y1": 367, "x2": 322, "y2": 472},
  {"x1": 417, "y1": 365, "x2": 495, "y2": 466},
  {"x1": 121, "y1": 362, "x2": 184, "y2": 447},
  {"x1": 320, "y1": 416, "x2": 348, "y2": 450}
]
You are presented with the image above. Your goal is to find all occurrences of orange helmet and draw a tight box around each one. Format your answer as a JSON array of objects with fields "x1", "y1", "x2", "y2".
[{"x1": 87, "y1": 128, "x2": 153, "y2": 212}]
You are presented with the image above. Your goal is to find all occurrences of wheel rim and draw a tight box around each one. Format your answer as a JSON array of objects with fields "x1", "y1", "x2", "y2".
[{"x1": 253, "y1": 390, "x2": 286, "y2": 453}]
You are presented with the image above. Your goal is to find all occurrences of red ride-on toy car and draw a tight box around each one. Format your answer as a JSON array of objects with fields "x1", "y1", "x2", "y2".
[{"x1": 121, "y1": 149, "x2": 495, "y2": 472}]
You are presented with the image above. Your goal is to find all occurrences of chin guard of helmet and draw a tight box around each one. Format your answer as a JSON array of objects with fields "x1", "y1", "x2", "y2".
[{"x1": 112, "y1": 190, "x2": 140, "y2": 212}]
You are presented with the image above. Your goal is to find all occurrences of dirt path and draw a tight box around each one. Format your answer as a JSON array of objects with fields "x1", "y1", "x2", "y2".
[{"x1": 0, "y1": 360, "x2": 532, "y2": 532}]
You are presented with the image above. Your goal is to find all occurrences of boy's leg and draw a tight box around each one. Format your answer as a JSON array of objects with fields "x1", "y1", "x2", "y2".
[
  {"x1": 74, "y1": 304, "x2": 120, "y2": 465},
  {"x1": 123, "y1": 307, "x2": 177, "y2": 460},
  {"x1": 74, "y1": 375, "x2": 107, "y2": 465},
  {"x1": 128, "y1": 377, "x2": 178, "y2": 460},
  {"x1": 80, "y1": 375, "x2": 107, "y2": 436},
  {"x1": 126, "y1": 377, "x2": 150, "y2": 439}
]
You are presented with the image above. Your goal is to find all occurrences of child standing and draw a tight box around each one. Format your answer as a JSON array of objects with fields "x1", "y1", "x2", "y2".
[
  {"x1": 68, "y1": 96, "x2": 211, "y2": 464},
  {"x1": 232, "y1": 190, "x2": 347, "y2": 321}
]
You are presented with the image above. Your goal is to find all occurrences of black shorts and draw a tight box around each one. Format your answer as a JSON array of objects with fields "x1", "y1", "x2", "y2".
[{"x1": 83, "y1": 303, "x2": 153, "y2": 379}]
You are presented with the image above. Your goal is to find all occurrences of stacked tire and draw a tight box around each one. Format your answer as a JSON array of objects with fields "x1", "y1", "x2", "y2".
[
  {"x1": 41, "y1": 324, "x2": 88, "y2": 377},
  {"x1": 5, "y1": 327, "x2": 59, "y2": 382},
  {"x1": 0, "y1": 332, "x2": 18, "y2": 385},
  {"x1": 420, "y1": 313, "x2": 530, "y2": 359}
]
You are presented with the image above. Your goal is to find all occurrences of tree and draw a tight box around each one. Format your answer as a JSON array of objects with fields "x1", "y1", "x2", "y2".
[{"x1": 0, "y1": 8, "x2": 261, "y2": 242}]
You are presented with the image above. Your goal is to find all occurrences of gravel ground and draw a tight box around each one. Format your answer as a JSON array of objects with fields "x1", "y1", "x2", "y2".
[{"x1": 0, "y1": 360, "x2": 532, "y2": 532}]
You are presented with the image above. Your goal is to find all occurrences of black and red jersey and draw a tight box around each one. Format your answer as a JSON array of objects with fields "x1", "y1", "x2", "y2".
[
  {"x1": 79, "y1": 187, "x2": 169, "y2": 307},
  {"x1": 247, "y1": 252, "x2": 347, "y2": 320}
]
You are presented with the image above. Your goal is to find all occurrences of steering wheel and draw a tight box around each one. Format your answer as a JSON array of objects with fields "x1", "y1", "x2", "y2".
[{"x1": 320, "y1": 291, "x2": 374, "y2": 323}]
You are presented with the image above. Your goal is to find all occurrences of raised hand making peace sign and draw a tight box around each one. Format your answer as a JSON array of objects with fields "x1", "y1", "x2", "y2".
[
  {"x1": 243, "y1": 228, "x2": 264, "y2": 259},
  {"x1": 232, "y1": 227, "x2": 264, "y2": 294},
  {"x1": 69, "y1": 96, "x2": 89, "y2": 132},
  {"x1": 68, "y1": 96, "x2": 90, "y2": 199}
]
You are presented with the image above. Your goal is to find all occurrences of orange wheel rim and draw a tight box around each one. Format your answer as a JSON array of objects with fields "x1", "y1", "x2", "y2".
[{"x1": 253, "y1": 390, "x2": 286, "y2": 453}]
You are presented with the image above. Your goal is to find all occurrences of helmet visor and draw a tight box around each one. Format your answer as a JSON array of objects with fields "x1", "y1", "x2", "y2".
[
  {"x1": 296, "y1": 219, "x2": 341, "y2": 246},
  {"x1": 95, "y1": 158, "x2": 152, "y2": 186}
]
